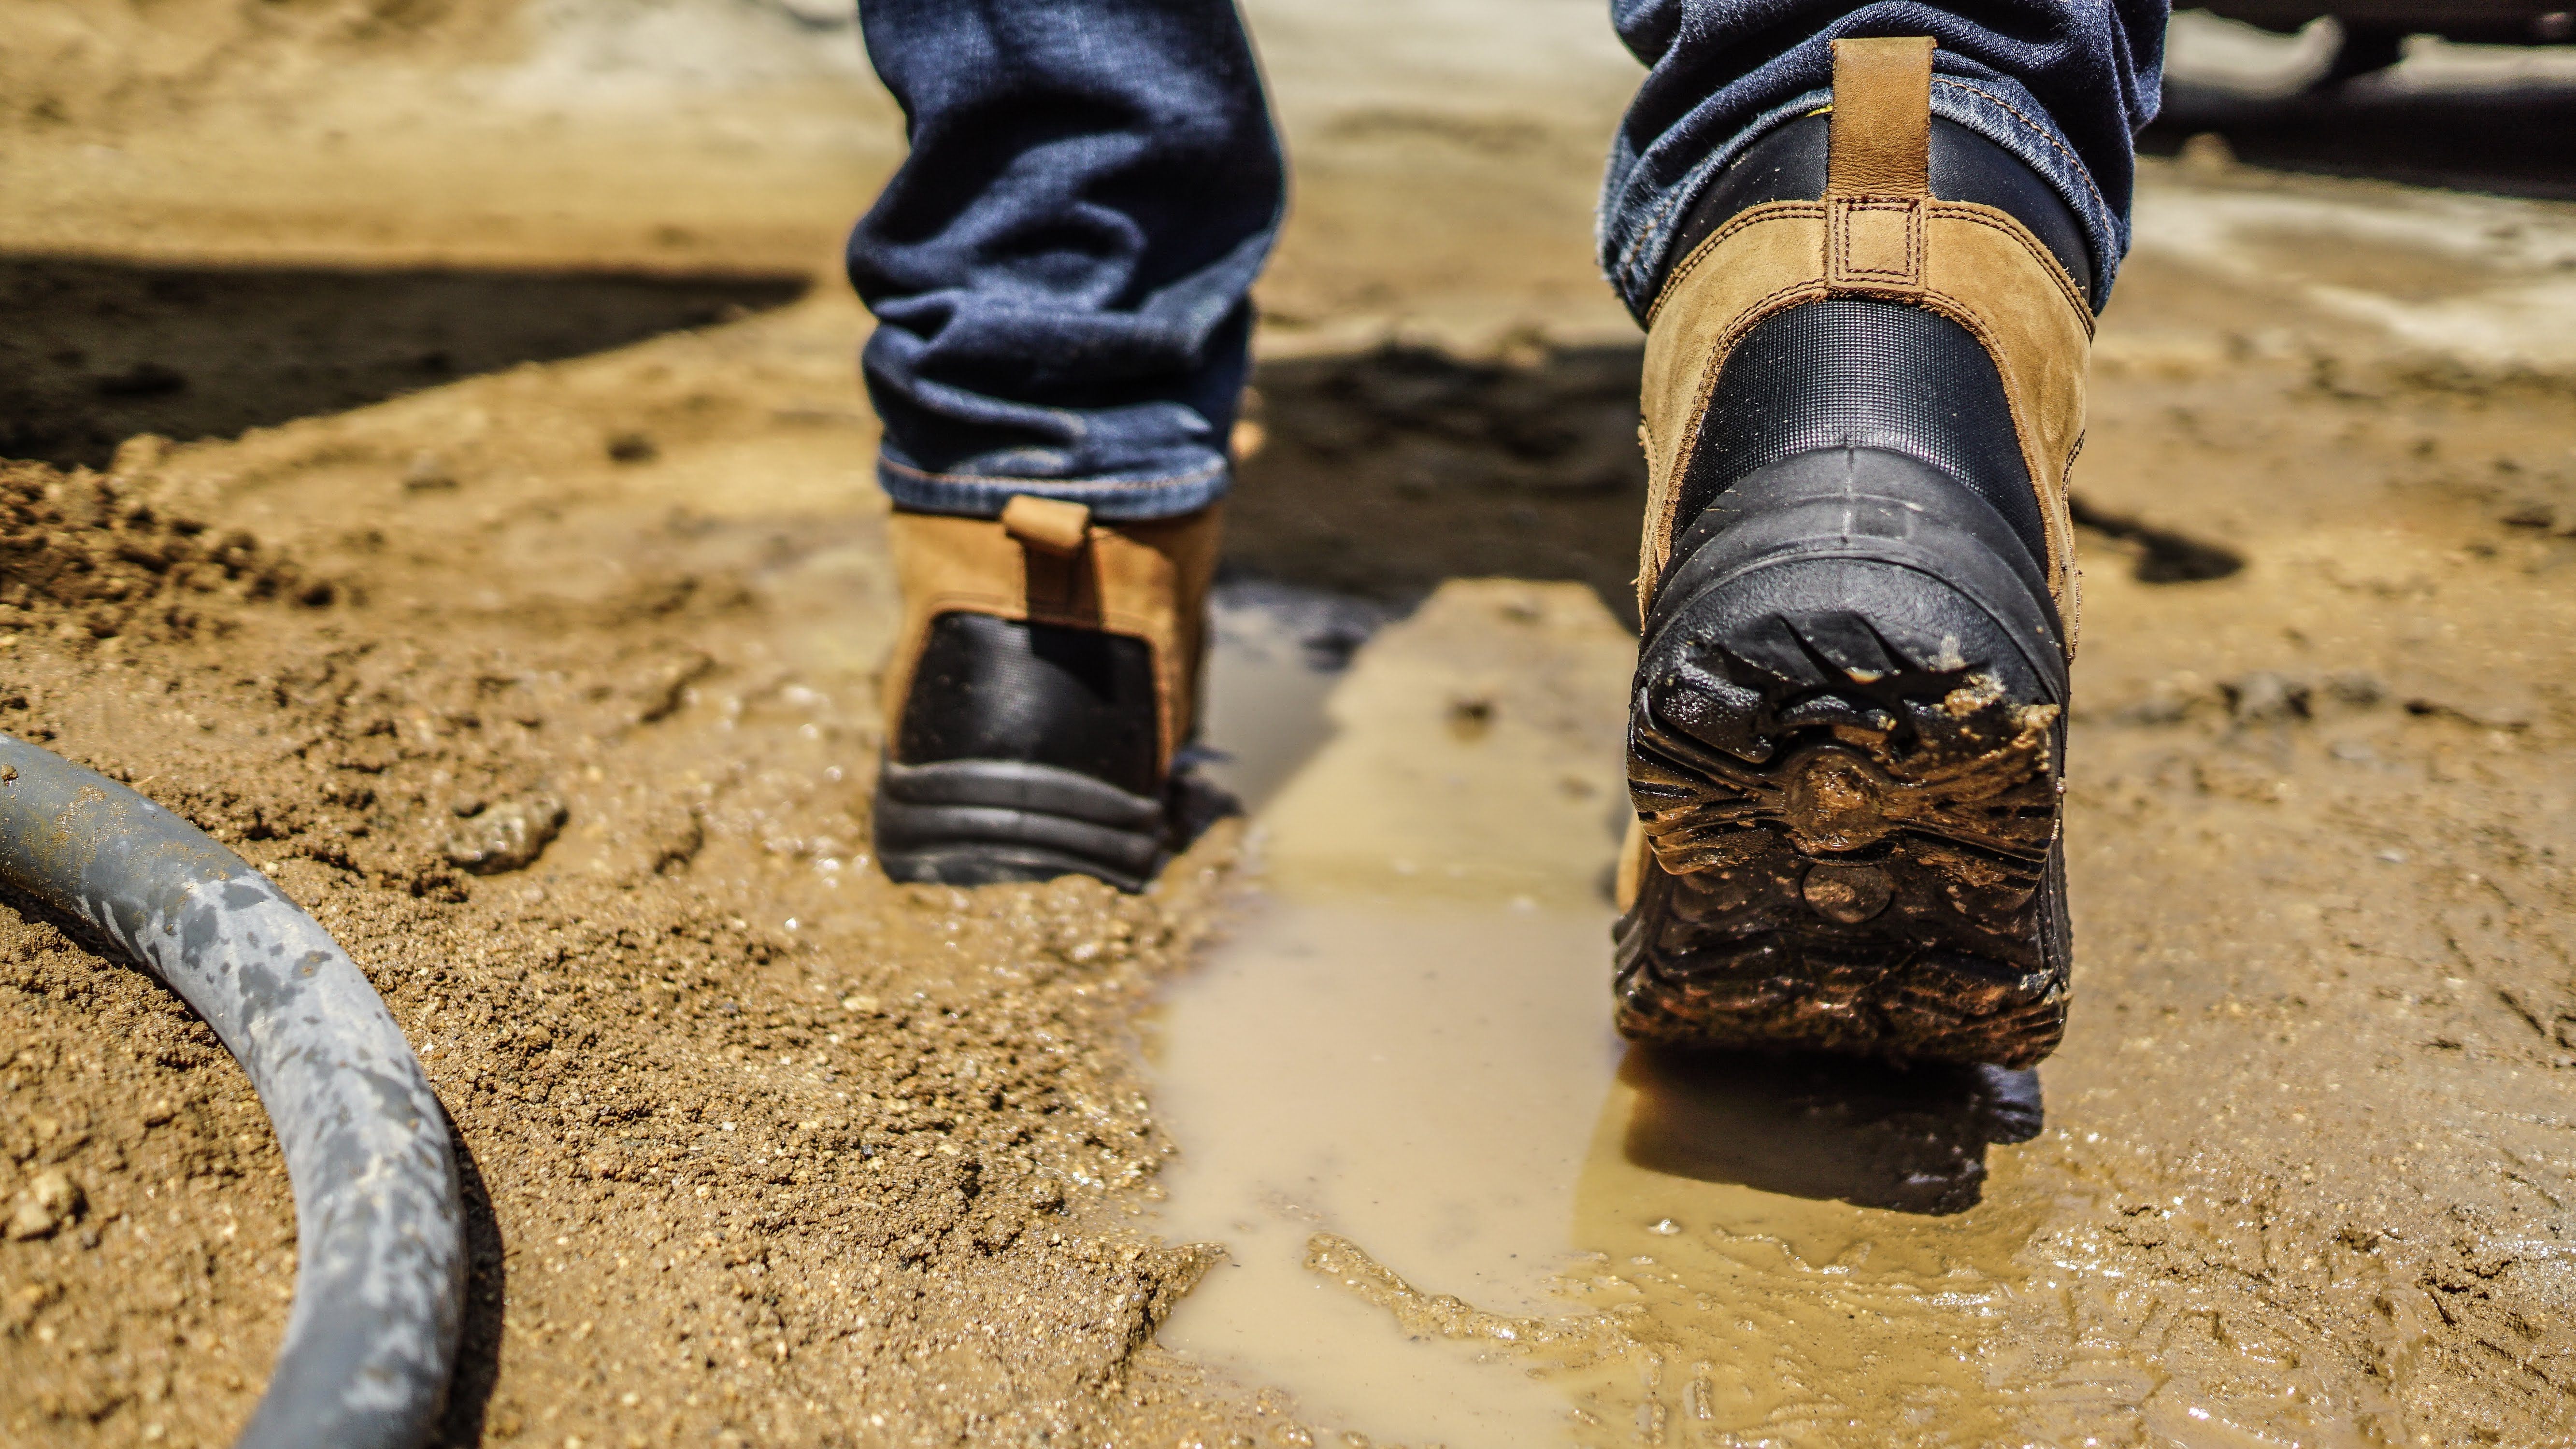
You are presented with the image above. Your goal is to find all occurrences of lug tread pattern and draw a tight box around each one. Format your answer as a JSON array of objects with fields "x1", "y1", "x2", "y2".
[{"x1": 1618, "y1": 450, "x2": 2071, "y2": 1067}]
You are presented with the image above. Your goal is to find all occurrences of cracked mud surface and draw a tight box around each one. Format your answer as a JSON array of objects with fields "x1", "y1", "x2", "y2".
[{"x1": 3, "y1": 1, "x2": 2576, "y2": 1445}]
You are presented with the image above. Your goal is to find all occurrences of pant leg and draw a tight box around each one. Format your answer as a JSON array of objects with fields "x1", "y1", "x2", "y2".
[
  {"x1": 1600, "y1": 0, "x2": 2166, "y2": 321},
  {"x1": 847, "y1": 0, "x2": 1284, "y2": 521}
]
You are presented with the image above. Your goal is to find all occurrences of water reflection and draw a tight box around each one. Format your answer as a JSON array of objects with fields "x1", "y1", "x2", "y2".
[
  {"x1": 1563, "y1": 1044, "x2": 2049, "y2": 1445},
  {"x1": 1616, "y1": 1046, "x2": 2043, "y2": 1216}
]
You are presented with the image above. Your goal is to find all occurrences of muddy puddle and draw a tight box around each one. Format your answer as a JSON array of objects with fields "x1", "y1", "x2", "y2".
[{"x1": 1159, "y1": 581, "x2": 2383, "y2": 1448}]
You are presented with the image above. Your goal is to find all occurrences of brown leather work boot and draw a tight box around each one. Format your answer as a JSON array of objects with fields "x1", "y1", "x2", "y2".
[
  {"x1": 872, "y1": 496, "x2": 1222, "y2": 892},
  {"x1": 1616, "y1": 37, "x2": 2092, "y2": 1067}
]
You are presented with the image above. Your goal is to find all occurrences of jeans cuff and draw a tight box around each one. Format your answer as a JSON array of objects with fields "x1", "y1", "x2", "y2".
[
  {"x1": 1607, "y1": 74, "x2": 2127, "y2": 320},
  {"x1": 875, "y1": 454, "x2": 1231, "y2": 522},
  {"x1": 1928, "y1": 73, "x2": 2127, "y2": 311},
  {"x1": 1602, "y1": 89, "x2": 1837, "y2": 321}
]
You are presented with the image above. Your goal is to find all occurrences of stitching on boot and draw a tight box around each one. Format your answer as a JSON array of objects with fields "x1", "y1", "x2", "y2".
[{"x1": 1827, "y1": 197, "x2": 1925, "y2": 293}]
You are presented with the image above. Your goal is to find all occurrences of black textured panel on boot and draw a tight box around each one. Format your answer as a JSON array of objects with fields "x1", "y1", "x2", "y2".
[
  {"x1": 895, "y1": 612, "x2": 1159, "y2": 796},
  {"x1": 1676, "y1": 299, "x2": 2050, "y2": 593}
]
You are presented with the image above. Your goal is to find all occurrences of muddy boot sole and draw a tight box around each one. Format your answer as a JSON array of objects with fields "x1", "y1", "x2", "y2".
[{"x1": 1617, "y1": 448, "x2": 2072, "y2": 1068}]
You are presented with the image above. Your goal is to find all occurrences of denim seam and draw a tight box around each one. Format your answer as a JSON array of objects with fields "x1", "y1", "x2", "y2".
[
  {"x1": 1611, "y1": 91, "x2": 1830, "y2": 309},
  {"x1": 1929, "y1": 77, "x2": 2113, "y2": 237},
  {"x1": 877, "y1": 456, "x2": 1226, "y2": 491}
]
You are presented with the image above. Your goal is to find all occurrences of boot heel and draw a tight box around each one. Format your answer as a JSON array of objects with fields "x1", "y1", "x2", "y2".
[
  {"x1": 1619, "y1": 449, "x2": 2070, "y2": 1066},
  {"x1": 873, "y1": 759, "x2": 1170, "y2": 892}
]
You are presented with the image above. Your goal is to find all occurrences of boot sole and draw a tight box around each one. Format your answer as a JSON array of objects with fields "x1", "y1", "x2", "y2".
[
  {"x1": 1618, "y1": 449, "x2": 2072, "y2": 1068},
  {"x1": 873, "y1": 758, "x2": 1169, "y2": 893}
]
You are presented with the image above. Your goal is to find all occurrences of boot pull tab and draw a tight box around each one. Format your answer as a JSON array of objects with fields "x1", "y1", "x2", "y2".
[
  {"x1": 1826, "y1": 36, "x2": 1933, "y2": 197},
  {"x1": 1002, "y1": 495, "x2": 1095, "y2": 616},
  {"x1": 1001, "y1": 495, "x2": 1092, "y2": 553},
  {"x1": 1824, "y1": 36, "x2": 1934, "y2": 294}
]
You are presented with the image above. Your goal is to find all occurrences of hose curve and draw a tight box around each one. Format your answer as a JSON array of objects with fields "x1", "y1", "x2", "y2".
[{"x1": 0, "y1": 734, "x2": 464, "y2": 1449}]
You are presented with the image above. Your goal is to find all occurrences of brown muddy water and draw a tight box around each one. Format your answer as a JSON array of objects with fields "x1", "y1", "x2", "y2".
[{"x1": 1158, "y1": 582, "x2": 2423, "y2": 1449}]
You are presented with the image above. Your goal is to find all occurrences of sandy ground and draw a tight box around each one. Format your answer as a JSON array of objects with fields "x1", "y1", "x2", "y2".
[{"x1": 3, "y1": 2, "x2": 2576, "y2": 1446}]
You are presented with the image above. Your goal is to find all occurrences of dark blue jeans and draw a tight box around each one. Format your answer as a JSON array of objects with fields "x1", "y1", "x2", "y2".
[{"x1": 848, "y1": 0, "x2": 2166, "y2": 522}]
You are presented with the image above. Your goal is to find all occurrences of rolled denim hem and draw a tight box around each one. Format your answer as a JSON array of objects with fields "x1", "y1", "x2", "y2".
[
  {"x1": 1605, "y1": 75, "x2": 2128, "y2": 322},
  {"x1": 1601, "y1": 89, "x2": 1837, "y2": 322},
  {"x1": 1930, "y1": 74, "x2": 2127, "y2": 309},
  {"x1": 875, "y1": 455, "x2": 1230, "y2": 522}
]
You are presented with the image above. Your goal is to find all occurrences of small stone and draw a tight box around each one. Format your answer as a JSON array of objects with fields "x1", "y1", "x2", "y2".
[
  {"x1": 2324, "y1": 671, "x2": 2384, "y2": 708},
  {"x1": 110, "y1": 434, "x2": 172, "y2": 477},
  {"x1": 606, "y1": 431, "x2": 659, "y2": 464},
  {"x1": 2222, "y1": 672, "x2": 2309, "y2": 724},
  {"x1": 2, "y1": 1280, "x2": 58, "y2": 1330},
  {"x1": 2177, "y1": 131, "x2": 2235, "y2": 175},
  {"x1": 442, "y1": 794, "x2": 568, "y2": 875},
  {"x1": 2501, "y1": 500, "x2": 2557, "y2": 529},
  {"x1": 401, "y1": 451, "x2": 458, "y2": 492},
  {"x1": 7, "y1": 1169, "x2": 84, "y2": 1240}
]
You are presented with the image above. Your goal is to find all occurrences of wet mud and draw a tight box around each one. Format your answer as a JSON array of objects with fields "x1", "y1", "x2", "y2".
[
  {"x1": 3, "y1": 2, "x2": 2576, "y2": 1446},
  {"x1": 1155, "y1": 549, "x2": 2576, "y2": 1447}
]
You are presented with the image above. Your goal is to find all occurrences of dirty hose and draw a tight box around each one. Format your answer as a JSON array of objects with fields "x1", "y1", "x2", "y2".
[{"x1": 0, "y1": 734, "x2": 463, "y2": 1449}]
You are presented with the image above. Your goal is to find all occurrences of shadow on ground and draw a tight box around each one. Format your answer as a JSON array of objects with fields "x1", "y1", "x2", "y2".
[
  {"x1": 1231, "y1": 345, "x2": 1652, "y2": 622},
  {"x1": 2146, "y1": 75, "x2": 2576, "y2": 199},
  {"x1": 1233, "y1": 343, "x2": 2242, "y2": 626},
  {"x1": 1618, "y1": 1045, "x2": 2045, "y2": 1216},
  {"x1": 431, "y1": 1133, "x2": 507, "y2": 1449},
  {"x1": 0, "y1": 256, "x2": 809, "y2": 469}
]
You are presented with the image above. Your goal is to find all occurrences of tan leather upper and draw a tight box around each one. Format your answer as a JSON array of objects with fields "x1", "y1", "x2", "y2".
[
  {"x1": 1638, "y1": 37, "x2": 2091, "y2": 653},
  {"x1": 883, "y1": 500, "x2": 1222, "y2": 773}
]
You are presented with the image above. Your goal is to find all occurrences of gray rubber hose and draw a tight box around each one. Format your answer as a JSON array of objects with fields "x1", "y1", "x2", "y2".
[{"x1": 0, "y1": 733, "x2": 464, "y2": 1449}]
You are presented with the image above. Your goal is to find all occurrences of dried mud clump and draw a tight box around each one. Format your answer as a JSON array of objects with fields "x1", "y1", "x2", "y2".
[
  {"x1": 442, "y1": 792, "x2": 568, "y2": 874},
  {"x1": 0, "y1": 457, "x2": 323, "y2": 645}
]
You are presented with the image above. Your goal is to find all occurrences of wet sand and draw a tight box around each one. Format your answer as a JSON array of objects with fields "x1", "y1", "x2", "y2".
[{"x1": 3, "y1": 2, "x2": 2576, "y2": 1446}]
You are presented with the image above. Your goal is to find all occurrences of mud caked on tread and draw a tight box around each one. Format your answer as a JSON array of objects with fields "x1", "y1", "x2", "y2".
[{"x1": 1618, "y1": 38, "x2": 2092, "y2": 1068}]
